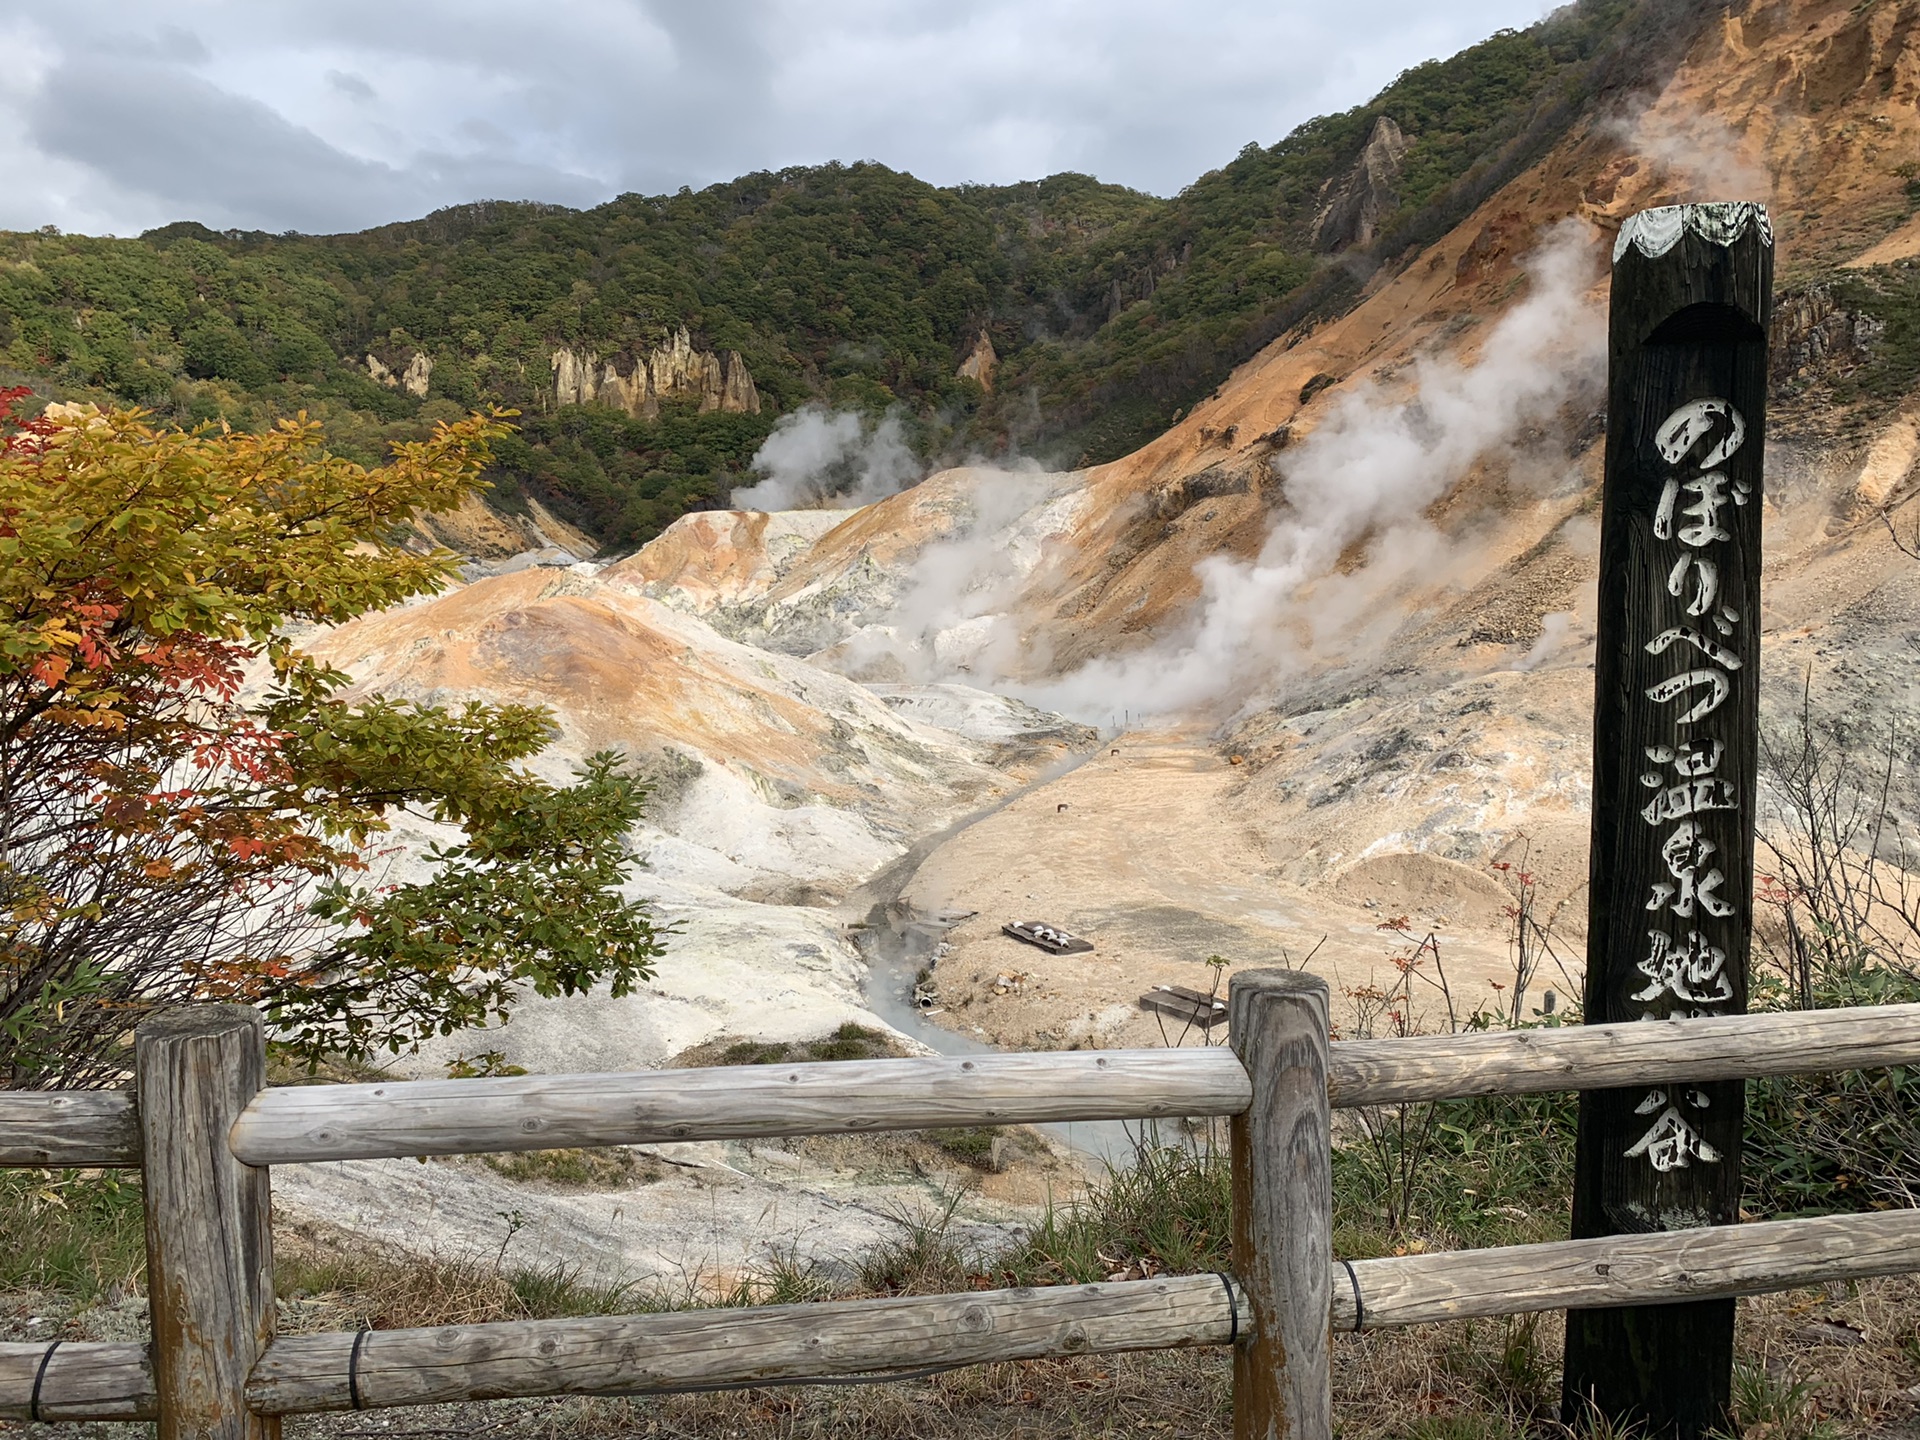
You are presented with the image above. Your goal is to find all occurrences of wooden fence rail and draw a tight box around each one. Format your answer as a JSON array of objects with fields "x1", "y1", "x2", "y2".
[
  {"x1": 0, "y1": 1090, "x2": 140, "y2": 1168},
  {"x1": 4, "y1": 986, "x2": 1920, "y2": 1437},
  {"x1": 10, "y1": 1206, "x2": 1920, "y2": 1422},
  {"x1": 11, "y1": 1001, "x2": 1917, "y2": 1169},
  {"x1": 246, "y1": 1276, "x2": 1244, "y2": 1413}
]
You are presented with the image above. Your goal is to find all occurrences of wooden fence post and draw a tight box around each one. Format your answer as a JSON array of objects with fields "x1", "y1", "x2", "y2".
[
  {"x1": 137, "y1": 1004, "x2": 279, "y2": 1440},
  {"x1": 1565, "y1": 202, "x2": 1773, "y2": 1438},
  {"x1": 1229, "y1": 968, "x2": 1332, "y2": 1440}
]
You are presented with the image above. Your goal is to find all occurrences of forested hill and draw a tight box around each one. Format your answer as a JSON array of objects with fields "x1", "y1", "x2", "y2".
[{"x1": 0, "y1": 0, "x2": 1698, "y2": 551}]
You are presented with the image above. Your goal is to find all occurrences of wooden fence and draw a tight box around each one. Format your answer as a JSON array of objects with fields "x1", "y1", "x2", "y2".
[{"x1": 5, "y1": 973, "x2": 1920, "y2": 1439}]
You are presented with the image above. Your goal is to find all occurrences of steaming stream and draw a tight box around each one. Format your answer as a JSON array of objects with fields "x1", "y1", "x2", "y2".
[{"x1": 842, "y1": 743, "x2": 1138, "y2": 1166}]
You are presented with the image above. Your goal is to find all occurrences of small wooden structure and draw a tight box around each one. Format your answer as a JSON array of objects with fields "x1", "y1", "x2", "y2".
[
  {"x1": 1139, "y1": 984, "x2": 1229, "y2": 1030},
  {"x1": 1003, "y1": 919, "x2": 1094, "y2": 954}
]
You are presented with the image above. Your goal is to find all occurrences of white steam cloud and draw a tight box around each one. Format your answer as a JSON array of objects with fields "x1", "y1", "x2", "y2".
[
  {"x1": 1606, "y1": 102, "x2": 1773, "y2": 205},
  {"x1": 731, "y1": 405, "x2": 923, "y2": 511},
  {"x1": 830, "y1": 467, "x2": 1062, "y2": 683},
  {"x1": 1516, "y1": 610, "x2": 1575, "y2": 672},
  {"x1": 1015, "y1": 220, "x2": 1606, "y2": 721}
]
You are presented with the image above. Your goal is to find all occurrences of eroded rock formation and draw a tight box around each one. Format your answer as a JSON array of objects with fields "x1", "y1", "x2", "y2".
[
  {"x1": 957, "y1": 331, "x2": 998, "y2": 390},
  {"x1": 551, "y1": 327, "x2": 762, "y2": 419},
  {"x1": 366, "y1": 351, "x2": 433, "y2": 398},
  {"x1": 1771, "y1": 284, "x2": 1884, "y2": 384},
  {"x1": 1310, "y1": 114, "x2": 1409, "y2": 253}
]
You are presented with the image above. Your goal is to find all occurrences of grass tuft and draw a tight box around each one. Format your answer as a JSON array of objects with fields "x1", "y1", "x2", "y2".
[
  {"x1": 478, "y1": 1146, "x2": 664, "y2": 1189},
  {"x1": 1000, "y1": 1142, "x2": 1231, "y2": 1285},
  {"x1": 0, "y1": 1170, "x2": 145, "y2": 1302},
  {"x1": 681, "y1": 1022, "x2": 901, "y2": 1069},
  {"x1": 854, "y1": 1189, "x2": 977, "y2": 1296},
  {"x1": 274, "y1": 1228, "x2": 637, "y2": 1329},
  {"x1": 1724, "y1": 1361, "x2": 1846, "y2": 1440}
]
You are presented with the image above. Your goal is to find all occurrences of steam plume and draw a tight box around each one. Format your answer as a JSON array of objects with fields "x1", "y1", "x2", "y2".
[
  {"x1": 1605, "y1": 102, "x2": 1774, "y2": 205},
  {"x1": 1016, "y1": 220, "x2": 1606, "y2": 721},
  {"x1": 830, "y1": 467, "x2": 1061, "y2": 682},
  {"x1": 732, "y1": 405, "x2": 922, "y2": 511}
]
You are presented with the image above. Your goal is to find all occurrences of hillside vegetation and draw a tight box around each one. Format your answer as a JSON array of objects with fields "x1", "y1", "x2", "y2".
[{"x1": 0, "y1": 0, "x2": 1705, "y2": 550}]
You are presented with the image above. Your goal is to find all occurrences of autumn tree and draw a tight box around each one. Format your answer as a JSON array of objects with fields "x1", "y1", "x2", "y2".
[{"x1": 0, "y1": 394, "x2": 664, "y2": 1087}]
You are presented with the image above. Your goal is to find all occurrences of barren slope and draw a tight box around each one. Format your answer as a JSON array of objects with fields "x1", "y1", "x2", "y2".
[{"x1": 644, "y1": 0, "x2": 1920, "y2": 1043}]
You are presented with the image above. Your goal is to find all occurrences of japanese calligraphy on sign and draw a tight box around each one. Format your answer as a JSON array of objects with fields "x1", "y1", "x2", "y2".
[{"x1": 1622, "y1": 396, "x2": 1752, "y2": 1171}]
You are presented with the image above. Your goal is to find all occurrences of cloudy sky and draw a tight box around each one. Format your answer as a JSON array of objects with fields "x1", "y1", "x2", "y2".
[{"x1": 1, "y1": 0, "x2": 1561, "y2": 238}]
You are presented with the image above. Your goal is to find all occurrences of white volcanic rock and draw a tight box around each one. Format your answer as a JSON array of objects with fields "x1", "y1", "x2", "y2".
[
  {"x1": 288, "y1": 561, "x2": 1097, "y2": 1083},
  {"x1": 864, "y1": 683, "x2": 1093, "y2": 745},
  {"x1": 621, "y1": 469, "x2": 1088, "y2": 674},
  {"x1": 602, "y1": 509, "x2": 845, "y2": 615},
  {"x1": 401, "y1": 874, "x2": 879, "y2": 1078},
  {"x1": 302, "y1": 566, "x2": 1031, "y2": 868},
  {"x1": 272, "y1": 1142, "x2": 1025, "y2": 1301}
]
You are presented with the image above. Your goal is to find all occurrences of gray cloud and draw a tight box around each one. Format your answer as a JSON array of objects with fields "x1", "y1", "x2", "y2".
[
  {"x1": 326, "y1": 70, "x2": 377, "y2": 103},
  {"x1": 21, "y1": 51, "x2": 607, "y2": 234},
  {"x1": 0, "y1": 0, "x2": 1560, "y2": 235}
]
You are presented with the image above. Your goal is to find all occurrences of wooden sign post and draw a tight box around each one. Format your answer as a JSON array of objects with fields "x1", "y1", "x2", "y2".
[{"x1": 1564, "y1": 203, "x2": 1773, "y2": 1437}]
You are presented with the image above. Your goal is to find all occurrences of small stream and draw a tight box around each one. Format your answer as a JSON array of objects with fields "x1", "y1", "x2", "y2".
[{"x1": 842, "y1": 746, "x2": 1142, "y2": 1167}]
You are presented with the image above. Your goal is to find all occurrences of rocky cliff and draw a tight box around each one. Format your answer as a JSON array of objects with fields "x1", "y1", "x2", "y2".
[
  {"x1": 1310, "y1": 113, "x2": 1410, "y2": 252},
  {"x1": 365, "y1": 349, "x2": 433, "y2": 398},
  {"x1": 957, "y1": 330, "x2": 998, "y2": 390},
  {"x1": 551, "y1": 327, "x2": 762, "y2": 418}
]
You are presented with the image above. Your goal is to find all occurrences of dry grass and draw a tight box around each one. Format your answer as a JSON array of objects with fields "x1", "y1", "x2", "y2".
[
  {"x1": 476, "y1": 1146, "x2": 668, "y2": 1190},
  {"x1": 669, "y1": 1023, "x2": 906, "y2": 1069},
  {"x1": 1332, "y1": 1312, "x2": 1562, "y2": 1438},
  {"x1": 1736, "y1": 1274, "x2": 1920, "y2": 1437},
  {"x1": 9, "y1": 1202, "x2": 1918, "y2": 1440},
  {"x1": 548, "y1": 1350, "x2": 1233, "y2": 1440},
  {"x1": 273, "y1": 1219, "x2": 640, "y2": 1331}
]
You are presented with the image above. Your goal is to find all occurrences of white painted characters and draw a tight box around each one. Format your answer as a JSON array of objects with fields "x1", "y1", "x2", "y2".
[
  {"x1": 1645, "y1": 625, "x2": 1740, "y2": 671},
  {"x1": 1625, "y1": 395, "x2": 1752, "y2": 1169},
  {"x1": 1667, "y1": 554, "x2": 1721, "y2": 617},
  {"x1": 1632, "y1": 928, "x2": 1733, "y2": 1006},
  {"x1": 1645, "y1": 822, "x2": 1734, "y2": 920},
  {"x1": 1638, "y1": 739, "x2": 1738, "y2": 825},
  {"x1": 1643, "y1": 668, "x2": 1732, "y2": 726},
  {"x1": 1653, "y1": 398, "x2": 1745, "y2": 469},
  {"x1": 1625, "y1": 1089, "x2": 1723, "y2": 1171},
  {"x1": 1644, "y1": 400, "x2": 1751, "y2": 727}
]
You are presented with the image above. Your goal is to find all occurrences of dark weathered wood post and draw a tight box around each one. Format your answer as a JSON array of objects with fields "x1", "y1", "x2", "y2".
[
  {"x1": 1229, "y1": 968, "x2": 1332, "y2": 1440},
  {"x1": 1565, "y1": 203, "x2": 1773, "y2": 1437},
  {"x1": 137, "y1": 1005, "x2": 280, "y2": 1440}
]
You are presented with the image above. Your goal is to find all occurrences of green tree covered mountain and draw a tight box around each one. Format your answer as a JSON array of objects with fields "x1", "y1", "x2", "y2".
[{"x1": 0, "y1": 0, "x2": 1696, "y2": 551}]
